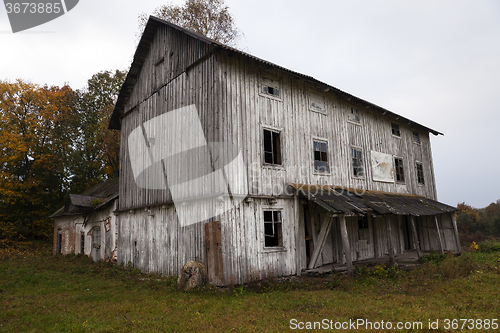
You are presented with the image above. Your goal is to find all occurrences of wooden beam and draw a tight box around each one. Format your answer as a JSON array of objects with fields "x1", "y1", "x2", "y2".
[
  {"x1": 385, "y1": 216, "x2": 395, "y2": 265},
  {"x1": 434, "y1": 215, "x2": 445, "y2": 254},
  {"x1": 371, "y1": 215, "x2": 379, "y2": 258},
  {"x1": 450, "y1": 213, "x2": 462, "y2": 253},
  {"x1": 409, "y1": 216, "x2": 422, "y2": 258},
  {"x1": 339, "y1": 215, "x2": 353, "y2": 276},
  {"x1": 307, "y1": 215, "x2": 332, "y2": 269}
]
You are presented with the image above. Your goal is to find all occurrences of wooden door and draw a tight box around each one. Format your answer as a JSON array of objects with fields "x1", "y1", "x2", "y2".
[{"x1": 204, "y1": 221, "x2": 224, "y2": 286}]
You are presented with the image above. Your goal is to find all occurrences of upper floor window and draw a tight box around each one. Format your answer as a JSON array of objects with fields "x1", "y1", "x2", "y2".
[
  {"x1": 309, "y1": 94, "x2": 326, "y2": 114},
  {"x1": 394, "y1": 157, "x2": 405, "y2": 183},
  {"x1": 348, "y1": 108, "x2": 360, "y2": 123},
  {"x1": 416, "y1": 162, "x2": 425, "y2": 185},
  {"x1": 264, "y1": 210, "x2": 283, "y2": 247},
  {"x1": 263, "y1": 129, "x2": 282, "y2": 165},
  {"x1": 351, "y1": 148, "x2": 364, "y2": 177},
  {"x1": 313, "y1": 140, "x2": 329, "y2": 173},
  {"x1": 261, "y1": 76, "x2": 281, "y2": 98},
  {"x1": 412, "y1": 131, "x2": 421, "y2": 144},
  {"x1": 391, "y1": 123, "x2": 401, "y2": 137}
]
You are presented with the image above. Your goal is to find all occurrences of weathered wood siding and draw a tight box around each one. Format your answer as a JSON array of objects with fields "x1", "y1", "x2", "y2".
[{"x1": 215, "y1": 51, "x2": 438, "y2": 200}]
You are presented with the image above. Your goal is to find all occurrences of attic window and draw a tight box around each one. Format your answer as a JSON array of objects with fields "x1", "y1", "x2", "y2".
[
  {"x1": 412, "y1": 131, "x2": 421, "y2": 144},
  {"x1": 348, "y1": 108, "x2": 360, "y2": 123},
  {"x1": 264, "y1": 210, "x2": 283, "y2": 247},
  {"x1": 416, "y1": 162, "x2": 425, "y2": 185},
  {"x1": 261, "y1": 76, "x2": 281, "y2": 99},
  {"x1": 309, "y1": 94, "x2": 326, "y2": 113},
  {"x1": 263, "y1": 129, "x2": 282, "y2": 165},
  {"x1": 394, "y1": 157, "x2": 405, "y2": 183},
  {"x1": 391, "y1": 123, "x2": 401, "y2": 137}
]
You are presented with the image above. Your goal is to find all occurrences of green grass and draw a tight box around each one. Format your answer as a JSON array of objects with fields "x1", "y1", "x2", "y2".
[{"x1": 1, "y1": 242, "x2": 500, "y2": 332}]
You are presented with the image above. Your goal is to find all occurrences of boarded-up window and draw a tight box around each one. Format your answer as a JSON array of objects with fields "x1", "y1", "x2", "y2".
[
  {"x1": 263, "y1": 129, "x2": 282, "y2": 165},
  {"x1": 351, "y1": 148, "x2": 364, "y2": 177},
  {"x1": 264, "y1": 210, "x2": 283, "y2": 247},
  {"x1": 313, "y1": 140, "x2": 329, "y2": 172},
  {"x1": 413, "y1": 131, "x2": 421, "y2": 144},
  {"x1": 391, "y1": 123, "x2": 400, "y2": 137},
  {"x1": 309, "y1": 94, "x2": 326, "y2": 113},
  {"x1": 371, "y1": 151, "x2": 394, "y2": 183},
  {"x1": 416, "y1": 162, "x2": 425, "y2": 185},
  {"x1": 348, "y1": 108, "x2": 360, "y2": 123},
  {"x1": 394, "y1": 157, "x2": 405, "y2": 183}
]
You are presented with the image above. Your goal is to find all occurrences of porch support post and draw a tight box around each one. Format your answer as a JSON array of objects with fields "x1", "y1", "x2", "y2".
[
  {"x1": 384, "y1": 215, "x2": 395, "y2": 265},
  {"x1": 434, "y1": 215, "x2": 445, "y2": 254},
  {"x1": 339, "y1": 214, "x2": 353, "y2": 277},
  {"x1": 409, "y1": 215, "x2": 422, "y2": 258},
  {"x1": 308, "y1": 215, "x2": 333, "y2": 270},
  {"x1": 450, "y1": 213, "x2": 462, "y2": 253}
]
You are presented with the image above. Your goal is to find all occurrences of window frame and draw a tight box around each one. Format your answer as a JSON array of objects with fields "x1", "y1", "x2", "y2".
[
  {"x1": 262, "y1": 208, "x2": 285, "y2": 251},
  {"x1": 347, "y1": 107, "x2": 361, "y2": 125},
  {"x1": 394, "y1": 157, "x2": 405, "y2": 183},
  {"x1": 312, "y1": 137, "x2": 330, "y2": 174},
  {"x1": 415, "y1": 161, "x2": 425, "y2": 185},
  {"x1": 391, "y1": 122, "x2": 401, "y2": 138},
  {"x1": 259, "y1": 73, "x2": 282, "y2": 101},
  {"x1": 262, "y1": 126, "x2": 283, "y2": 167},
  {"x1": 412, "y1": 131, "x2": 421, "y2": 145},
  {"x1": 351, "y1": 146, "x2": 365, "y2": 179},
  {"x1": 309, "y1": 93, "x2": 327, "y2": 114}
]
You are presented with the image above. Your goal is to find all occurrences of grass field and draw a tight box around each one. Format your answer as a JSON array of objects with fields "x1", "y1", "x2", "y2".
[{"x1": 1, "y1": 240, "x2": 499, "y2": 332}]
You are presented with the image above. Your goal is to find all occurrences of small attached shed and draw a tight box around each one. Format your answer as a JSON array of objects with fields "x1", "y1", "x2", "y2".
[{"x1": 51, "y1": 178, "x2": 119, "y2": 261}]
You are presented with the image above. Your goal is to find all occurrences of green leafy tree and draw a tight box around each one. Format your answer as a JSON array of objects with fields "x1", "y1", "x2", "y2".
[{"x1": 138, "y1": 0, "x2": 242, "y2": 47}]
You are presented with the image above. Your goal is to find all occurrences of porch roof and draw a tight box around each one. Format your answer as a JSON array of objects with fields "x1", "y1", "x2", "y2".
[{"x1": 288, "y1": 183, "x2": 457, "y2": 217}]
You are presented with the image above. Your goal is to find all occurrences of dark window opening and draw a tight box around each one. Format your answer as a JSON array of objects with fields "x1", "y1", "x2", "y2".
[
  {"x1": 391, "y1": 123, "x2": 401, "y2": 137},
  {"x1": 264, "y1": 210, "x2": 283, "y2": 247},
  {"x1": 80, "y1": 232, "x2": 85, "y2": 254},
  {"x1": 395, "y1": 158, "x2": 405, "y2": 183},
  {"x1": 413, "y1": 131, "x2": 421, "y2": 144},
  {"x1": 263, "y1": 129, "x2": 282, "y2": 165},
  {"x1": 57, "y1": 229, "x2": 62, "y2": 254},
  {"x1": 351, "y1": 148, "x2": 364, "y2": 177},
  {"x1": 358, "y1": 216, "x2": 369, "y2": 241},
  {"x1": 313, "y1": 141, "x2": 329, "y2": 172},
  {"x1": 416, "y1": 162, "x2": 425, "y2": 185},
  {"x1": 262, "y1": 86, "x2": 280, "y2": 97}
]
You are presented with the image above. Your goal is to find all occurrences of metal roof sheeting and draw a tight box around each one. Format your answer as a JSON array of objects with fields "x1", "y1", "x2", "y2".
[
  {"x1": 109, "y1": 16, "x2": 443, "y2": 136},
  {"x1": 289, "y1": 183, "x2": 457, "y2": 216}
]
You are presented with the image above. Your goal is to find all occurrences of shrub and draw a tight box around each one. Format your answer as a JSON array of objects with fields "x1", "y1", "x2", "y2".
[
  {"x1": 418, "y1": 250, "x2": 447, "y2": 265},
  {"x1": 477, "y1": 240, "x2": 500, "y2": 253}
]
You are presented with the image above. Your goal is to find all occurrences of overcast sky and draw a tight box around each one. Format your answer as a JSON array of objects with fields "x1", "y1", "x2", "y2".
[{"x1": 1, "y1": 0, "x2": 499, "y2": 208}]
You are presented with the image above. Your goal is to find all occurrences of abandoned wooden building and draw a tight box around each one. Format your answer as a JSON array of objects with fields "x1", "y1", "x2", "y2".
[
  {"x1": 51, "y1": 178, "x2": 119, "y2": 261},
  {"x1": 104, "y1": 16, "x2": 460, "y2": 285}
]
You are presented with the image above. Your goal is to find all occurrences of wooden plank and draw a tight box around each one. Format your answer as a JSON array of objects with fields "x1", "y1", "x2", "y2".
[
  {"x1": 384, "y1": 215, "x2": 395, "y2": 265},
  {"x1": 434, "y1": 215, "x2": 445, "y2": 254},
  {"x1": 339, "y1": 215, "x2": 353, "y2": 276},
  {"x1": 450, "y1": 213, "x2": 461, "y2": 253},
  {"x1": 307, "y1": 215, "x2": 332, "y2": 269},
  {"x1": 204, "y1": 221, "x2": 224, "y2": 286},
  {"x1": 409, "y1": 216, "x2": 422, "y2": 258}
]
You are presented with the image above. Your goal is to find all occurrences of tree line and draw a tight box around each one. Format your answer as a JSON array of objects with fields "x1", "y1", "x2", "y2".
[
  {"x1": 456, "y1": 200, "x2": 500, "y2": 238},
  {"x1": 0, "y1": 70, "x2": 125, "y2": 239}
]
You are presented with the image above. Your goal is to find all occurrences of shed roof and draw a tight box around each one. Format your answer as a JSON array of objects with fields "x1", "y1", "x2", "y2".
[
  {"x1": 51, "y1": 178, "x2": 119, "y2": 218},
  {"x1": 109, "y1": 16, "x2": 443, "y2": 136},
  {"x1": 289, "y1": 183, "x2": 457, "y2": 216}
]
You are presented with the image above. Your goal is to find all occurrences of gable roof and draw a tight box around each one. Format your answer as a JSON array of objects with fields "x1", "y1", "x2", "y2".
[
  {"x1": 51, "y1": 177, "x2": 119, "y2": 218},
  {"x1": 109, "y1": 16, "x2": 443, "y2": 136}
]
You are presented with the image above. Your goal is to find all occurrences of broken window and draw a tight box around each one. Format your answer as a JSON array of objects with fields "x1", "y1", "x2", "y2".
[
  {"x1": 348, "y1": 108, "x2": 360, "y2": 123},
  {"x1": 263, "y1": 129, "x2": 282, "y2": 165},
  {"x1": 412, "y1": 131, "x2": 421, "y2": 144},
  {"x1": 313, "y1": 140, "x2": 329, "y2": 172},
  {"x1": 80, "y1": 231, "x2": 85, "y2": 254},
  {"x1": 264, "y1": 210, "x2": 283, "y2": 247},
  {"x1": 416, "y1": 162, "x2": 425, "y2": 185},
  {"x1": 391, "y1": 123, "x2": 400, "y2": 137},
  {"x1": 351, "y1": 148, "x2": 364, "y2": 177},
  {"x1": 394, "y1": 157, "x2": 405, "y2": 183},
  {"x1": 261, "y1": 76, "x2": 280, "y2": 98}
]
